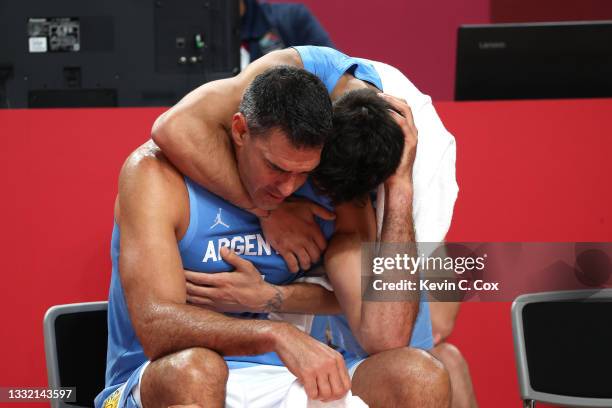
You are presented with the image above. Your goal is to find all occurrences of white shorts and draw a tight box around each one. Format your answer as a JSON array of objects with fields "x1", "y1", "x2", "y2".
[
  {"x1": 127, "y1": 360, "x2": 367, "y2": 408},
  {"x1": 226, "y1": 365, "x2": 300, "y2": 408},
  {"x1": 224, "y1": 363, "x2": 367, "y2": 408}
]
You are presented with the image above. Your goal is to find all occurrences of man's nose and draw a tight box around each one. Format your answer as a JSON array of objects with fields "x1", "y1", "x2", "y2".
[{"x1": 277, "y1": 174, "x2": 302, "y2": 197}]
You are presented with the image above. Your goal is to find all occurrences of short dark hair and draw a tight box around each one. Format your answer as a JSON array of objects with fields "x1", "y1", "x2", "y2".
[
  {"x1": 312, "y1": 88, "x2": 405, "y2": 204},
  {"x1": 239, "y1": 65, "x2": 333, "y2": 149}
]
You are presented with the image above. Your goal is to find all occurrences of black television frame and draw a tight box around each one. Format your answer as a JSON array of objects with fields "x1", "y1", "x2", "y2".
[
  {"x1": 0, "y1": 0, "x2": 240, "y2": 108},
  {"x1": 455, "y1": 21, "x2": 612, "y2": 101}
]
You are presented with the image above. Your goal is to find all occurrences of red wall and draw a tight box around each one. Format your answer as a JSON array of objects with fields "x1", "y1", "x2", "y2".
[
  {"x1": 269, "y1": 0, "x2": 490, "y2": 101},
  {"x1": 0, "y1": 108, "x2": 161, "y2": 408},
  {"x1": 491, "y1": 0, "x2": 612, "y2": 22},
  {"x1": 440, "y1": 99, "x2": 612, "y2": 407},
  {"x1": 1, "y1": 99, "x2": 612, "y2": 407}
]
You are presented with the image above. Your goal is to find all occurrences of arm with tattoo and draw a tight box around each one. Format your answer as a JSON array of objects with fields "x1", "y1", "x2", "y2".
[{"x1": 185, "y1": 247, "x2": 341, "y2": 314}]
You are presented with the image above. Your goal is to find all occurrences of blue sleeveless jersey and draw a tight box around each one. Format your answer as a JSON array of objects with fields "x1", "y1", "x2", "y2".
[
  {"x1": 294, "y1": 45, "x2": 434, "y2": 352},
  {"x1": 104, "y1": 177, "x2": 335, "y2": 393}
]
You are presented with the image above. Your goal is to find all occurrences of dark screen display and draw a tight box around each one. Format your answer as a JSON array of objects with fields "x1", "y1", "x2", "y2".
[
  {"x1": 55, "y1": 310, "x2": 107, "y2": 407},
  {"x1": 455, "y1": 23, "x2": 612, "y2": 101},
  {"x1": 523, "y1": 301, "x2": 612, "y2": 398}
]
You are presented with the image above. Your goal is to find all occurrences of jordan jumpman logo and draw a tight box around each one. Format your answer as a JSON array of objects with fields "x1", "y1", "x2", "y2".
[{"x1": 210, "y1": 208, "x2": 230, "y2": 229}]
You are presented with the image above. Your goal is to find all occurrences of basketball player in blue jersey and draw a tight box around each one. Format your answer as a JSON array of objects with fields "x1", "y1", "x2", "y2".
[
  {"x1": 97, "y1": 67, "x2": 351, "y2": 408},
  {"x1": 153, "y1": 46, "x2": 475, "y2": 408},
  {"x1": 98, "y1": 65, "x2": 449, "y2": 408}
]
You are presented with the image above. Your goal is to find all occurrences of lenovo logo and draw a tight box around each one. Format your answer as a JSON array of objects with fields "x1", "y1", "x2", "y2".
[{"x1": 478, "y1": 41, "x2": 507, "y2": 50}]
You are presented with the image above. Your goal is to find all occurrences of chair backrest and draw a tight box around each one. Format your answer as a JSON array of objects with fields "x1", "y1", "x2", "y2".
[
  {"x1": 44, "y1": 302, "x2": 108, "y2": 408},
  {"x1": 512, "y1": 289, "x2": 612, "y2": 407}
]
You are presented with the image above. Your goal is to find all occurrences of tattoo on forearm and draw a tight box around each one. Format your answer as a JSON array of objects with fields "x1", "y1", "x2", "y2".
[{"x1": 263, "y1": 285, "x2": 284, "y2": 312}]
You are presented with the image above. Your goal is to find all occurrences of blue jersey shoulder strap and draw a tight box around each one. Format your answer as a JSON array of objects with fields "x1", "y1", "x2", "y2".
[{"x1": 293, "y1": 46, "x2": 383, "y2": 92}]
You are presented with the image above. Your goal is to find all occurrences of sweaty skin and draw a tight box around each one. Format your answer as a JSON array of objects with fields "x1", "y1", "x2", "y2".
[
  {"x1": 152, "y1": 48, "x2": 374, "y2": 213},
  {"x1": 152, "y1": 49, "x2": 371, "y2": 274},
  {"x1": 151, "y1": 48, "x2": 420, "y2": 356},
  {"x1": 118, "y1": 139, "x2": 351, "y2": 405}
]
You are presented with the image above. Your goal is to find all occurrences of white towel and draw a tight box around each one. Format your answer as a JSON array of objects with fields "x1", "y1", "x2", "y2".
[
  {"x1": 280, "y1": 380, "x2": 369, "y2": 408},
  {"x1": 366, "y1": 59, "x2": 459, "y2": 245}
]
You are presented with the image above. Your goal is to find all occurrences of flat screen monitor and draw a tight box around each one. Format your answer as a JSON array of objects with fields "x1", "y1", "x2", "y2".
[
  {"x1": 0, "y1": 0, "x2": 240, "y2": 108},
  {"x1": 455, "y1": 21, "x2": 612, "y2": 100}
]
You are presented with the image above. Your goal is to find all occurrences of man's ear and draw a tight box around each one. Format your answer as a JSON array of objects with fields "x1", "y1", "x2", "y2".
[{"x1": 231, "y1": 113, "x2": 248, "y2": 147}]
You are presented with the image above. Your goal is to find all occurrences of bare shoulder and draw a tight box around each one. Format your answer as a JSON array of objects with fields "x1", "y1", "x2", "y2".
[
  {"x1": 239, "y1": 49, "x2": 303, "y2": 82},
  {"x1": 264, "y1": 48, "x2": 303, "y2": 68},
  {"x1": 120, "y1": 140, "x2": 182, "y2": 185},
  {"x1": 117, "y1": 140, "x2": 188, "y2": 224}
]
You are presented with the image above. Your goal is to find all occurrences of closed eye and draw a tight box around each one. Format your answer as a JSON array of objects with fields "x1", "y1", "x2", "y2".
[
  {"x1": 266, "y1": 159, "x2": 310, "y2": 175},
  {"x1": 268, "y1": 161, "x2": 288, "y2": 174}
]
